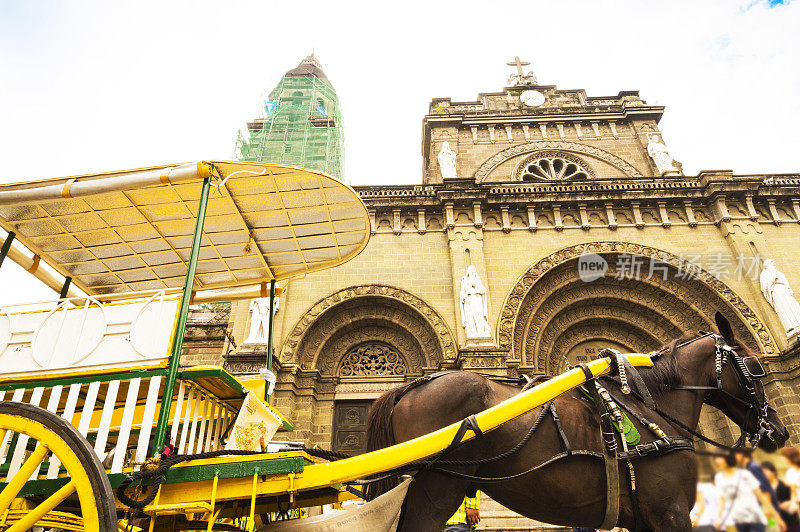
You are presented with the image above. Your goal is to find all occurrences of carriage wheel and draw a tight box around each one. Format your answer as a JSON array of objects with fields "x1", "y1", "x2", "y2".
[{"x1": 0, "y1": 401, "x2": 117, "y2": 531}]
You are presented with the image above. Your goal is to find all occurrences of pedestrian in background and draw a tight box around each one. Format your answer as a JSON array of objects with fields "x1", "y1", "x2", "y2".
[
  {"x1": 714, "y1": 454, "x2": 784, "y2": 532},
  {"x1": 781, "y1": 447, "x2": 800, "y2": 509},
  {"x1": 444, "y1": 493, "x2": 480, "y2": 531},
  {"x1": 737, "y1": 450, "x2": 777, "y2": 500},
  {"x1": 692, "y1": 474, "x2": 720, "y2": 531},
  {"x1": 762, "y1": 461, "x2": 800, "y2": 532}
]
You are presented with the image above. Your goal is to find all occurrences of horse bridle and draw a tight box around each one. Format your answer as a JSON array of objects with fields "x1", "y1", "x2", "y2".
[{"x1": 663, "y1": 332, "x2": 775, "y2": 448}]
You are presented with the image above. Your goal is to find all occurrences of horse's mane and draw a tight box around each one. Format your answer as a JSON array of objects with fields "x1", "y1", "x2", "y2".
[
  {"x1": 639, "y1": 334, "x2": 697, "y2": 393},
  {"x1": 638, "y1": 331, "x2": 761, "y2": 394}
]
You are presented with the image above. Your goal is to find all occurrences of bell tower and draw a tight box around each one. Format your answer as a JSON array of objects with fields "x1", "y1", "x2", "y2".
[
  {"x1": 236, "y1": 54, "x2": 346, "y2": 182},
  {"x1": 422, "y1": 56, "x2": 681, "y2": 185}
]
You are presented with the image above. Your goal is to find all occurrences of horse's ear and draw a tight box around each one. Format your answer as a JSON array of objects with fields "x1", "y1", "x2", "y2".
[{"x1": 715, "y1": 311, "x2": 735, "y2": 343}]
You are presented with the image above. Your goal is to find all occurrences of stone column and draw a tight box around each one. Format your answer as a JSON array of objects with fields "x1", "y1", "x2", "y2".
[{"x1": 700, "y1": 173, "x2": 786, "y2": 354}]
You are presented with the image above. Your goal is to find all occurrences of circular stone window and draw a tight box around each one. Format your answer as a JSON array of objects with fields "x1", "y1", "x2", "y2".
[{"x1": 519, "y1": 153, "x2": 592, "y2": 181}]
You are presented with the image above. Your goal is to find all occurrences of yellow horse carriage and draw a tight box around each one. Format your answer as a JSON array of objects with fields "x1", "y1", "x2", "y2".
[{"x1": 0, "y1": 161, "x2": 652, "y2": 530}]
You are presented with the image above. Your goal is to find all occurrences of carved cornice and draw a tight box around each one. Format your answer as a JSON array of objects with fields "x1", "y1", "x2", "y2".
[
  {"x1": 353, "y1": 175, "x2": 799, "y2": 210},
  {"x1": 358, "y1": 186, "x2": 437, "y2": 199},
  {"x1": 474, "y1": 141, "x2": 642, "y2": 181},
  {"x1": 487, "y1": 179, "x2": 700, "y2": 197},
  {"x1": 498, "y1": 242, "x2": 778, "y2": 358}
]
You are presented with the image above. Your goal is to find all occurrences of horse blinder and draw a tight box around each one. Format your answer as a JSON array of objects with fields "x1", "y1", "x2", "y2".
[
  {"x1": 674, "y1": 333, "x2": 773, "y2": 448},
  {"x1": 715, "y1": 337, "x2": 774, "y2": 447},
  {"x1": 742, "y1": 356, "x2": 766, "y2": 379}
]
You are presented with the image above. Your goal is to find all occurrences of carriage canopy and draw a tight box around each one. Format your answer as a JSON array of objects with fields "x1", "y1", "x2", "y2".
[{"x1": 0, "y1": 161, "x2": 370, "y2": 298}]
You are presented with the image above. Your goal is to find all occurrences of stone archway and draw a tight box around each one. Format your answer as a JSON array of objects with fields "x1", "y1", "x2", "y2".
[
  {"x1": 498, "y1": 242, "x2": 777, "y2": 370},
  {"x1": 280, "y1": 284, "x2": 457, "y2": 375},
  {"x1": 273, "y1": 286, "x2": 456, "y2": 453},
  {"x1": 498, "y1": 242, "x2": 778, "y2": 445},
  {"x1": 474, "y1": 141, "x2": 642, "y2": 181}
]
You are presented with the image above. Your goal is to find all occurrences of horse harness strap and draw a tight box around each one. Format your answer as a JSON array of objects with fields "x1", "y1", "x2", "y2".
[
  {"x1": 548, "y1": 401, "x2": 572, "y2": 456},
  {"x1": 578, "y1": 363, "x2": 621, "y2": 531},
  {"x1": 447, "y1": 415, "x2": 483, "y2": 452},
  {"x1": 577, "y1": 354, "x2": 684, "y2": 532},
  {"x1": 617, "y1": 436, "x2": 694, "y2": 459},
  {"x1": 613, "y1": 351, "x2": 656, "y2": 411}
]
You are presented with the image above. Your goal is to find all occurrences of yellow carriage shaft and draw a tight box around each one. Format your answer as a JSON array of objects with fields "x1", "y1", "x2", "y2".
[
  {"x1": 0, "y1": 161, "x2": 370, "y2": 300},
  {"x1": 147, "y1": 355, "x2": 653, "y2": 510}
]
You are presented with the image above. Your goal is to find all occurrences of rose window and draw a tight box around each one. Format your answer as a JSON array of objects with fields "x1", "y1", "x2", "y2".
[
  {"x1": 337, "y1": 343, "x2": 408, "y2": 377},
  {"x1": 520, "y1": 155, "x2": 590, "y2": 181}
]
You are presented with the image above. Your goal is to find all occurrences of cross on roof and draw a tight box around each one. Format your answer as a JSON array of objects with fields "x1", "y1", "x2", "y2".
[
  {"x1": 506, "y1": 56, "x2": 531, "y2": 76},
  {"x1": 506, "y1": 56, "x2": 537, "y2": 86}
]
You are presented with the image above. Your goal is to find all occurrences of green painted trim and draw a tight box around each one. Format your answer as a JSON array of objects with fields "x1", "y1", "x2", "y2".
[
  {"x1": 161, "y1": 456, "x2": 304, "y2": 484},
  {"x1": 59, "y1": 276, "x2": 72, "y2": 299},
  {"x1": 220, "y1": 408, "x2": 240, "y2": 442},
  {"x1": 0, "y1": 369, "x2": 170, "y2": 393},
  {"x1": 178, "y1": 367, "x2": 292, "y2": 431},
  {"x1": 4, "y1": 476, "x2": 70, "y2": 497},
  {"x1": 178, "y1": 367, "x2": 247, "y2": 398},
  {"x1": 2, "y1": 473, "x2": 128, "y2": 497},
  {"x1": 153, "y1": 176, "x2": 212, "y2": 455},
  {"x1": 7, "y1": 457, "x2": 304, "y2": 497},
  {"x1": 266, "y1": 278, "x2": 276, "y2": 405},
  {"x1": 0, "y1": 231, "x2": 15, "y2": 269}
]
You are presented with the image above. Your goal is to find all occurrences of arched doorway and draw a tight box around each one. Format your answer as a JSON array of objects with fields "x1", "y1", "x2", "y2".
[
  {"x1": 499, "y1": 242, "x2": 777, "y2": 444},
  {"x1": 278, "y1": 285, "x2": 456, "y2": 452}
]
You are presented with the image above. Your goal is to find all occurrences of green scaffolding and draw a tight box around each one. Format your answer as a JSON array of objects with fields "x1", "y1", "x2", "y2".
[{"x1": 235, "y1": 55, "x2": 345, "y2": 182}]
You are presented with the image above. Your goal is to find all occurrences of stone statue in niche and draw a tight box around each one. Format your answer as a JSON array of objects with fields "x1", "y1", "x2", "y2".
[
  {"x1": 760, "y1": 259, "x2": 800, "y2": 339},
  {"x1": 460, "y1": 265, "x2": 492, "y2": 341},
  {"x1": 244, "y1": 297, "x2": 279, "y2": 345},
  {"x1": 437, "y1": 141, "x2": 458, "y2": 178},
  {"x1": 646, "y1": 134, "x2": 680, "y2": 175}
]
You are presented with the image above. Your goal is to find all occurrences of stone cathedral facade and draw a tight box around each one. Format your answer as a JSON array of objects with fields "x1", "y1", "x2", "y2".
[{"x1": 217, "y1": 63, "x2": 800, "y2": 456}]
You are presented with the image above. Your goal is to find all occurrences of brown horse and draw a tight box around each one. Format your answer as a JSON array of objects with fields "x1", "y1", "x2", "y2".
[{"x1": 364, "y1": 313, "x2": 789, "y2": 531}]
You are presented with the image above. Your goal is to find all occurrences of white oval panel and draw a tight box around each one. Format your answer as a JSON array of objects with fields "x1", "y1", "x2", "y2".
[
  {"x1": 31, "y1": 299, "x2": 107, "y2": 369},
  {"x1": 130, "y1": 293, "x2": 172, "y2": 357}
]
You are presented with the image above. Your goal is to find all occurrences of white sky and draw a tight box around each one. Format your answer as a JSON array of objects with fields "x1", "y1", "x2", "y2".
[{"x1": 0, "y1": 0, "x2": 798, "y2": 303}]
